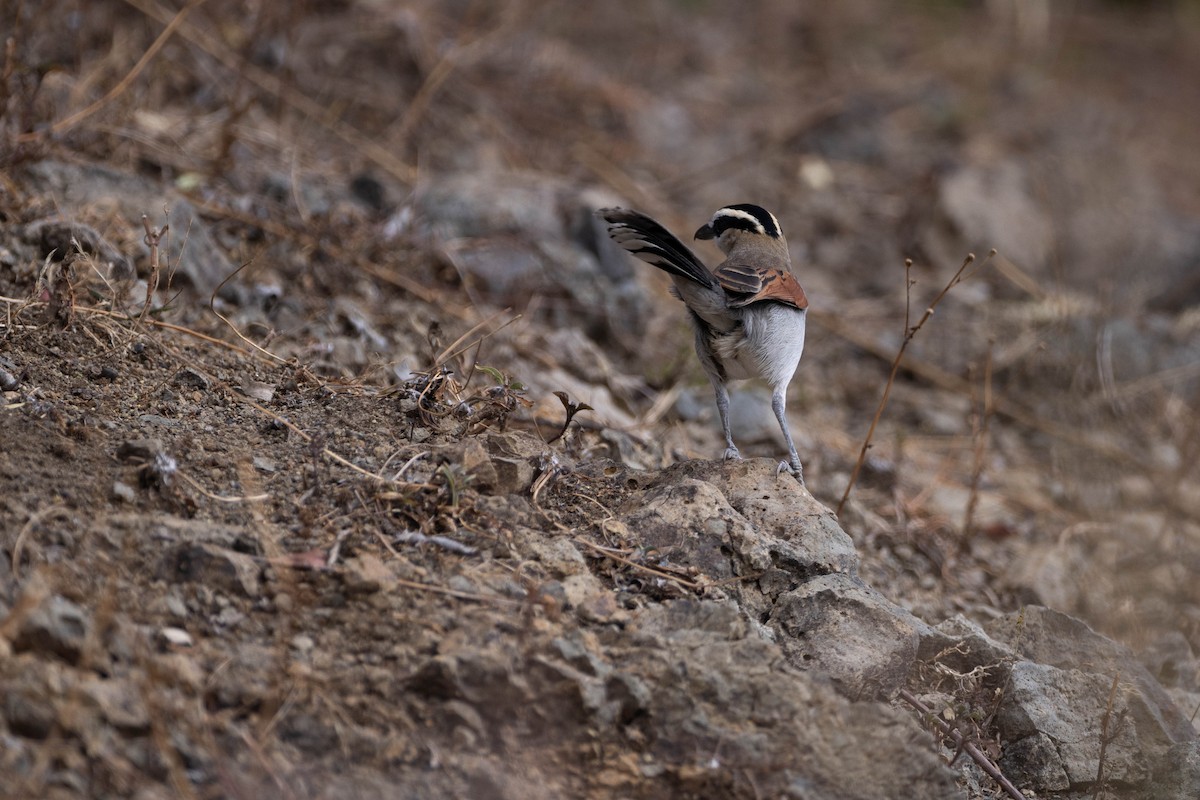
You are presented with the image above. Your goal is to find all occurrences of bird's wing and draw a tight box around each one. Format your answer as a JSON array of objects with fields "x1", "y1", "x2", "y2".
[{"x1": 716, "y1": 264, "x2": 809, "y2": 311}]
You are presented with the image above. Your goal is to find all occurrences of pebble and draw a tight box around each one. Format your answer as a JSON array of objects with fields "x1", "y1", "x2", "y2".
[
  {"x1": 158, "y1": 627, "x2": 194, "y2": 648},
  {"x1": 111, "y1": 481, "x2": 138, "y2": 503}
]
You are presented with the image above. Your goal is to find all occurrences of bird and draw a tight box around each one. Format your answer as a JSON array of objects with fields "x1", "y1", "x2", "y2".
[{"x1": 596, "y1": 203, "x2": 809, "y2": 480}]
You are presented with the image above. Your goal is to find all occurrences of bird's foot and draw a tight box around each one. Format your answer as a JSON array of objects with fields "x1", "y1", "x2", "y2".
[
  {"x1": 776, "y1": 459, "x2": 805, "y2": 484},
  {"x1": 722, "y1": 446, "x2": 743, "y2": 462}
]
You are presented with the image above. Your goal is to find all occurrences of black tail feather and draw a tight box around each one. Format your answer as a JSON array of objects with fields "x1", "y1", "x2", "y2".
[{"x1": 596, "y1": 208, "x2": 717, "y2": 290}]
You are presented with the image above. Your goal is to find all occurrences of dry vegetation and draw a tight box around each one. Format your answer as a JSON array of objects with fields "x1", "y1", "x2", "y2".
[{"x1": 2, "y1": 0, "x2": 1200, "y2": 797}]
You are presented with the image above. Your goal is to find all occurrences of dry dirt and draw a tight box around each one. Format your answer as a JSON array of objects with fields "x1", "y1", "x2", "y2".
[{"x1": 2, "y1": 1, "x2": 1200, "y2": 798}]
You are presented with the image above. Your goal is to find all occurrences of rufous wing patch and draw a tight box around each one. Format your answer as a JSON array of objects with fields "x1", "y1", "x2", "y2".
[{"x1": 718, "y1": 267, "x2": 809, "y2": 310}]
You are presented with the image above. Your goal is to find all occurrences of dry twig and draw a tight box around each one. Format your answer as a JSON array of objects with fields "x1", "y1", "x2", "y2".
[
  {"x1": 900, "y1": 689, "x2": 1028, "y2": 800},
  {"x1": 837, "y1": 251, "x2": 993, "y2": 517}
]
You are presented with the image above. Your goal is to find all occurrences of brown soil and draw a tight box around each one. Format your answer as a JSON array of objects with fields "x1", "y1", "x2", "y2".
[{"x1": 2, "y1": 1, "x2": 1199, "y2": 798}]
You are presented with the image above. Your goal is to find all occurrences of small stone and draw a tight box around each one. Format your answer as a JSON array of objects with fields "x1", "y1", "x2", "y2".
[
  {"x1": 291, "y1": 634, "x2": 315, "y2": 654},
  {"x1": 577, "y1": 590, "x2": 627, "y2": 625},
  {"x1": 341, "y1": 554, "x2": 396, "y2": 596},
  {"x1": 157, "y1": 627, "x2": 193, "y2": 649},
  {"x1": 12, "y1": 595, "x2": 90, "y2": 664},
  {"x1": 242, "y1": 379, "x2": 275, "y2": 402},
  {"x1": 163, "y1": 543, "x2": 262, "y2": 597},
  {"x1": 174, "y1": 368, "x2": 210, "y2": 390},
  {"x1": 80, "y1": 676, "x2": 150, "y2": 734},
  {"x1": 117, "y1": 438, "x2": 166, "y2": 463},
  {"x1": 111, "y1": 481, "x2": 138, "y2": 503},
  {"x1": 165, "y1": 592, "x2": 188, "y2": 619},
  {"x1": 215, "y1": 606, "x2": 244, "y2": 628},
  {"x1": 447, "y1": 575, "x2": 476, "y2": 595},
  {"x1": 3, "y1": 686, "x2": 56, "y2": 739},
  {"x1": 274, "y1": 592, "x2": 294, "y2": 613}
]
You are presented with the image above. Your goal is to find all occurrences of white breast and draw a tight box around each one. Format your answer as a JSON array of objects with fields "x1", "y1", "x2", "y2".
[{"x1": 726, "y1": 305, "x2": 806, "y2": 387}]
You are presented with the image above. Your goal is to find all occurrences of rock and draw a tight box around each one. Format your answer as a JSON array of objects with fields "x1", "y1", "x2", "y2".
[
  {"x1": 646, "y1": 459, "x2": 859, "y2": 585},
  {"x1": 204, "y1": 644, "x2": 274, "y2": 711},
  {"x1": 413, "y1": 172, "x2": 649, "y2": 354},
  {"x1": 615, "y1": 599, "x2": 960, "y2": 798},
  {"x1": 79, "y1": 675, "x2": 151, "y2": 735},
  {"x1": 483, "y1": 432, "x2": 542, "y2": 494},
  {"x1": 772, "y1": 573, "x2": 927, "y2": 698},
  {"x1": 454, "y1": 437, "x2": 494, "y2": 483},
  {"x1": 1143, "y1": 740, "x2": 1200, "y2": 800},
  {"x1": 0, "y1": 364, "x2": 19, "y2": 391},
  {"x1": 917, "y1": 613, "x2": 1015, "y2": 680},
  {"x1": 19, "y1": 216, "x2": 134, "y2": 281},
  {"x1": 22, "y1": 161, "x2": 237, "y2": 297},
  {"x1": 987, "y1": 606, "x2": 1196, "y2": 744},
  {"x1": 278, "y1": 711, "x2": 340, "y2": 756},
  {"x1": 12, "y1": 594, "x2": 90, "y2": 664},
  {"x1": 111, "y1": 481, "x2": 138, "y2": 503},
  {"x1": 575, "y1": 590, "x2": 629, "y2": 625},
  {"x1": 998, "y1": 661, "x2": 1152, "y2": 787},
  {"x1": 156, "y1": 627, "x2": 193, "y2": 649},
  {"x1": 1, "y1": 654, "x2": 66, "y2": 739},
  {"x1": 162, "y1": 543, "x2": 262, "y2": 597},
  {"x1": 1140, "y1": 631, "x2": 1199, "y2": 691},
  {"x1": 488, "y1": 456, "x2": 536, "y2": 494},
  {"x1": 516, "y1": 530, "x2": 588, "y2": 578},
  {"x1": 619, "y1": 479, "x2": 747, "y2": 581},
  {"x1": 341, "y1": 553, "x2": 396, "y2": 596},
  {"x1": 938, "y1": 161, "x2": 1054, "y2": 273},
  {"x1": 1000, "y1": 731, "x2": 1070, "y2": 791}
]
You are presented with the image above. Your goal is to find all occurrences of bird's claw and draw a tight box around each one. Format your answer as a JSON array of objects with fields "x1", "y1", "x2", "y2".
[
  {"x1": 776, "y1": 459, "x2": 804, "y2": 484},
  {"x1": 722, "y1": 447, "x2": 743, "y2": 462}
]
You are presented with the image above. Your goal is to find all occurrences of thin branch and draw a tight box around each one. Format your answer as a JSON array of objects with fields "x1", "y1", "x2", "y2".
[
  {"x1": 837, "y1": 251, "x2": 994, "y2": 517},
  {"x1": 899, "y1": 689, "x2": 1028, "y2": 800},
  {"x1": 18, "y1": 0, "x2": 207, "y2": 142}
]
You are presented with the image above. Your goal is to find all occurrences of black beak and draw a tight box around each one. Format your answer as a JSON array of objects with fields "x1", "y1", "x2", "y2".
[{"x1": 694, "y1": 223, "x2": 715, "y2": 241}]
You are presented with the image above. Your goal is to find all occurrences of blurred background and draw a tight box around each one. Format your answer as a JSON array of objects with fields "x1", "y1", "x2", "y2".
[{"x1": 4, "y1": 0, "x2": 1200, "y2": 699}]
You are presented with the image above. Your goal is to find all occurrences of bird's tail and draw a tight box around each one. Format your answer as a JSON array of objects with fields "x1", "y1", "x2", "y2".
[{"x1": 596, "y1": 208, "x2": 718, "y2": 290}]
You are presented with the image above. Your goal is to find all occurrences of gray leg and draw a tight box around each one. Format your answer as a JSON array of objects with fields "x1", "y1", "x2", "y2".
[
  {"x1": 771, "y1": 387, "x2": 803, "y2": 481},
  {"x1": 712, "y1": 379, "x2": 741, "y2": 461}
]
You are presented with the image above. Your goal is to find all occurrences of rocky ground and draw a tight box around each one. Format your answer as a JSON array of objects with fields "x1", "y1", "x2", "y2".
[{"x1": 2, "y1": 1, "x2": 1200, "y2": 798}]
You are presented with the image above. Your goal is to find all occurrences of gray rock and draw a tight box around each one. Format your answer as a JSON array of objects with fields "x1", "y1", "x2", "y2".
[
  {"x1": 998, "y1": 661, "x2": 1152, "y2": 787},
  {"x1": 22, "y1": 161, "x2": 237, "y2": 297},
  {"x1": 620, "y1": 479, "x2": 746, "y2": 581},
  {"x1": 1143, "y1": 740, "x2": 1200, "y2": 800},
  {"x1": 987, "y1": 606, "x2": 1196, "y2": 744},
  {"x1": 162, "y1": 543, "x2": 262, "y2": 597},
  {"x1": 408, "y1": 594, "x2": 961, "y2": 797},
  {"x1": 412, "y1": 172, "x2": 649, "y2": 354},
  {"x1": 1, "y1": 656, "x2": 60, "y2": 739},
  {"x1": 647, "y1": 459, "x2": 859, "y2": 583},
  {"x1": 772, "y1": 572, "x2": 927, "y2": 698},
  {"x1": 938, "y1": 161, "x2": 1054, "y2": 272},
  {"x1": 12, "y1": 594, "x2": 90, "y2": 664},
  {"x1": 79, "y1": 675, "x2": 151, "y2": 735}
]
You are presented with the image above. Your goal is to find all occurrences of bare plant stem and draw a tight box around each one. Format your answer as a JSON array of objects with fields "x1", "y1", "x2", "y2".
[
  {"x1": 961, "y1": 340, "x2": 994, "y2": 545},
  {"x1": 837, "y1": 251, "x2": 993, "y2": 517},
  {"x1": 18, "y1": 0, "x2": 207, "y2": 143},
  {"x1": 1091, "y1": 673, "x2": 1122, "y2": 800},
  {"x1": 140, "y1": 214, "x2": 167, "y2": 322},
  {"x1": 900, "y1": 689, "x2": 1028, "y2": 800}
]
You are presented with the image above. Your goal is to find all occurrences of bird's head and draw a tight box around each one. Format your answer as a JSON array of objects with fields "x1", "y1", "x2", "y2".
[{"x1": 695, "y1": 203, "x2": 787, "y2": 257}]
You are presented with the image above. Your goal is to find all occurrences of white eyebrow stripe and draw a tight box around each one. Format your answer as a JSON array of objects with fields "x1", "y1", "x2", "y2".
[{"x1": 712, "y1": 208, "x2": 766, "y2": 234}]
